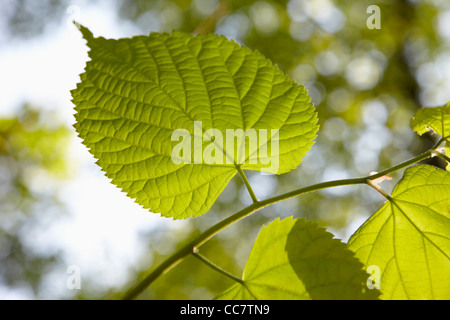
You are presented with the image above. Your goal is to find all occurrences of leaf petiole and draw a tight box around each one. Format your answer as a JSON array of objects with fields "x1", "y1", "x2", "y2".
[
  {"x1": 192, "y1": 250, "x2": 244, "y2": 285},
  {"x1": 433, "y1": 151, "x2": 450, "y2": 164},
  {"x1": 236, "y1": 165, "x2": 259, "y2": 203},
  {"x1": 366, "y1": 179, "x2": 390, "y2": 199}
]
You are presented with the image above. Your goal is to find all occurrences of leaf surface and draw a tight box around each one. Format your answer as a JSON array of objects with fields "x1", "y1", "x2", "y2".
[
  {"x1": 71, "y1": 26, "x2": 318, "y2": 219},
  {"x1": 216, "y1": 217, "x2": 379, "y2": 300},
  {"x1": 348, "y1": 165, "x2": 450, "y2": 299},
  {"x1": 411, "y1": 102, "x2": 450, "y2": 169}
]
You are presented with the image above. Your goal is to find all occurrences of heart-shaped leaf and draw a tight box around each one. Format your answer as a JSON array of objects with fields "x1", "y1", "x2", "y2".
[{"x1": 71, "y1": 26, "x2": 318, "y2": 219}]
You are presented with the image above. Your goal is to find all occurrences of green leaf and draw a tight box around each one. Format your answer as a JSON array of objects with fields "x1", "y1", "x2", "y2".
[
  {"x1": 216, "y1": 217, "x2": 379, "y2": 300},
  {"x1": 348, "y1": 165, "x2": 450, "y2": 299},
  {"x1": 411, "y1": 102, "x2": 450, "y2": 169},
  {"x1": 71, "y1": 26, "x2": 318, "y2": 219}
]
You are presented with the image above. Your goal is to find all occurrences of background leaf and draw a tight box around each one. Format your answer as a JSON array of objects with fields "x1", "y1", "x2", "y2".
[
  {"x1": 71, "y1": 26, "x2": 318, "y2": 219},
  {"x1": 348, "y1": 165, "x2": 450, "y2": 299},
  {"x1": 411, "y1": 102, "x2": 450, "y2": 169},
  {"x1": 216, "y1": 217, "x2": 379, "y2": 300}
]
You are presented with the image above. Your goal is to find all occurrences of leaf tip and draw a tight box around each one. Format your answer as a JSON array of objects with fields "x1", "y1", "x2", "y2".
[{"x1": 75, "y1": 23, "x2": 95, "y2": 43}]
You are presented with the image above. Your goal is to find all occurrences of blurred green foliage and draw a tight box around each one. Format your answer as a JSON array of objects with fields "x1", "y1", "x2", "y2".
[
  {"x1": 1, "y1": 0, "x2": 449, "y2": 299},
  {"x1": 0, "y1": 105, "x2": 70, "y2": 297}
]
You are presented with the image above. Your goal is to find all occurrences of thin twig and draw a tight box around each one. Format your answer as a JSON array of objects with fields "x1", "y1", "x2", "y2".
[
  {"x1": 192, "y1": 251, "x2": 244, "y2": 284},
  {"x1": 121, "y1": 140, "x2": 442, "y2": 300}
]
